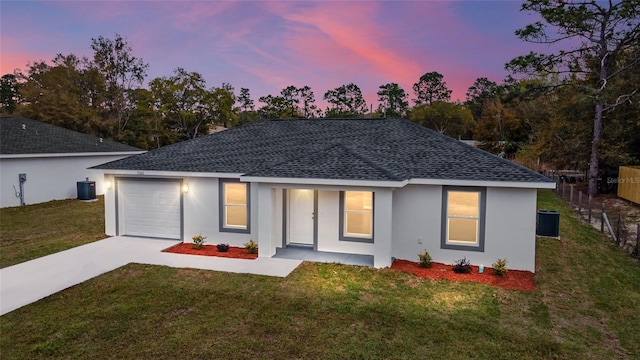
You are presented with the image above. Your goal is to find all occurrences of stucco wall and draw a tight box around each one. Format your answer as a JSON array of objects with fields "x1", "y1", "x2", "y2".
[
  {"x1": 1, "y1": 154, "x2": 134, "y2": 208},
  {"x1": 392, "y1": 184, "x2": 537, "y2": 272}
]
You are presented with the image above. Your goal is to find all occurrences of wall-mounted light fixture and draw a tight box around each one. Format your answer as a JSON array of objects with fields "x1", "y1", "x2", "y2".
[
  {"x1": 105, "y1": 180, "x2": 112, "y2": 190},
  {"x1": 182, "y1": 183, "x2": 189, "y2": 193}
]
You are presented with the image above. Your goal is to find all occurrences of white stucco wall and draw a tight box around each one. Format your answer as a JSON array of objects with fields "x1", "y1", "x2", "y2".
[
  {"x1": 0, "y1": 154, "x2": 137, "y2": 208},
  {"x1": 102, "y1": 174, "x2": 538, "y2": 271},
  {"x1": 391, "y1": 184, "x2": 538, "y2": 271},
  {"x1": 105, "y1": 175, "x2": 257, "y2": 246}
]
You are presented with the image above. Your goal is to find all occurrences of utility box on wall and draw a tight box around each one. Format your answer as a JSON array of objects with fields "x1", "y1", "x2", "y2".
[{"x1": 77, "y1": 180, "x2": 96, "y2": 200}]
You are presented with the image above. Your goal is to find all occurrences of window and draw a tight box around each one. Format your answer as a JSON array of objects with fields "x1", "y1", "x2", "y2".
[
  {"x1": 339, "y1": 191, "x2": 374, "y2": 242},
  {"x1": 441, "y1": 187, "x2": 485, "y2": 251},
  {"x1": 219, "y1": 180, "x2": 250, "y2": 233}
]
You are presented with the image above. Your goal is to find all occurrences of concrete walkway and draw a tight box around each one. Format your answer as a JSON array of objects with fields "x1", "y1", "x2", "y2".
[{"x1": 0, "y1": 236, "x2": 302, "y2": 316}]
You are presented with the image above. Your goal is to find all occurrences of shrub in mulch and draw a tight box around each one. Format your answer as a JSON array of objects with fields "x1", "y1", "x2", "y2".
[
  {"x1": 163, "y1": 243, "x2": 258, "y2": 260},
  {"x1": 391, "y1": 259, "x2": 536, "y2": 291}
]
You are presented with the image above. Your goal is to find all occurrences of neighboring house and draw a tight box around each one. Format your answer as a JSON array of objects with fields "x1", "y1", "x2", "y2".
[
  {"x1": 93, "y1": 118, "x2": 554, "y2": 271},
  {"x1": 0, "y1": 117, "x2": 145, "y2": 208}
]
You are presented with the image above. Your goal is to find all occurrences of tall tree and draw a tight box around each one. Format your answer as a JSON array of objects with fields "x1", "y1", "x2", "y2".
[
  {"x1": 323, "y1": 83, "x2": 367, "y2": 118},
  {"x1": 91, "y1": 34, "x2": 149, "y2": 135},
  {"x1": 15, "y1": 54, "x2": 105, "y2": 134},
  {"x1": 237, "y1": 87, "x2": 254, "y2": 112},
  {"x1": 236, "y1": 87, "x2": 258, "y2": 125},
  {"x1": 298, "y1": 85, "x2": 319, "y2": 118},
  {"x1": 474, "y1": 98, "x2": 529, "y2": 157},
  {"x1": 408, "y1": 101, "x2": 474, "y2": 138},
  {"x1": 258, "y1": 94, "x2": 289, "y2": 119},
  {"x1": 506, "y1": 0, "x2": 640, "y2": 196},
  {"x1": 377, "y1": 83, "x2": 409, "y2": 117},
  {"x1": 149, "y1": 68, "x2": 212, "y2": 141},
  {"x1": 0, "y1": 74, "x2": 19, "y2": 115},
  {"x1": 412, "y1": 71, "x2": 452, "y2": 105},
  {"x1": 465, "y1": 77, "x2": 499, "y2": 120}
]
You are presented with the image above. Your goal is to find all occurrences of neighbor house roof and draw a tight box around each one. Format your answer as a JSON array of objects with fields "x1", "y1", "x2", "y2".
[
  {"x1": 1, "y1": 117, "x2": 143, "y2": 155},
  {"x1": 92, "y1": 118, "x2": 553, "y2": 185}
]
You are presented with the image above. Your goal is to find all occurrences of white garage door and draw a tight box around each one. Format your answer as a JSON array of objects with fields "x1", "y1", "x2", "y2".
[{"x1": 118, "y1": 179, "x2": 181, "y2": 239}]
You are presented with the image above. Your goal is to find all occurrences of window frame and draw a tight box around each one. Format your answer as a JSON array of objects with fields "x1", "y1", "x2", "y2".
[
  {"x1": 440, "y1": 186, "x2": 486, "y2": 252},
  {"x1": 339, "y1": 191, "x2": 374, "y2": 243},
  {"x1": 218, "y1": 179, "x2": 251, "y2": 234}
]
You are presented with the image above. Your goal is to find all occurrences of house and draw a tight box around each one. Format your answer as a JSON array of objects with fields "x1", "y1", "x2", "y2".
[
  {"x1": 92, "y1": 118, "x2": 555, "y2": 271},
  {"x1": 0, "y1": 116, "x2": 145, "y2": 208}
]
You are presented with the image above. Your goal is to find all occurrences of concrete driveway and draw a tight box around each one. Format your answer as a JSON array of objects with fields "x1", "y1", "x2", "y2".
[{"x1": 0, "y1": 236, "x2": 302, "y2": 316}]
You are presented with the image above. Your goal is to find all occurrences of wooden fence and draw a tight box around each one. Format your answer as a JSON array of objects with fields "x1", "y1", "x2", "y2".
[{"x1": 618, "y1": 166, "x2": 640, "y2": 205}]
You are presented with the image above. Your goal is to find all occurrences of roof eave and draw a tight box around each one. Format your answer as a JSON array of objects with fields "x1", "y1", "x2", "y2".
[
  {"x1": 408, "y1": 178, "x2": 556, "y2": 189},
  {"x1": 0, "y1": 151, "x2": 146, "y2": 159}
]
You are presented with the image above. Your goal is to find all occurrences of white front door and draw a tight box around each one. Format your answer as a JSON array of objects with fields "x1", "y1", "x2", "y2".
[{"x1": 288, "y1": 189, "x2": 315, "y2": 246}]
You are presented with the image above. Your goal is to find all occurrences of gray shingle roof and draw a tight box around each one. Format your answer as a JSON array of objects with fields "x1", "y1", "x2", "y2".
[
  {"x1": 92, "y1": 118, "x2": 553, "y2": 184},
  {"x1": 1, "y1": 117, "x2": 143, "y2": 155}
]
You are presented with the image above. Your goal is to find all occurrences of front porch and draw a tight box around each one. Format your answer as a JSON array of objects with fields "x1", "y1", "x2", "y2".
[{"x1": 273, "y1": 245, "x2": 374, "y2": 267}]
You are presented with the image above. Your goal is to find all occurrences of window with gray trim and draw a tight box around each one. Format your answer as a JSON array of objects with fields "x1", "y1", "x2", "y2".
[
  {"x1": 339, "y1": 191, "x2": 374, "y2": 243},
  {"x1": 219, "y1": 179, "x2": 250, "y2": 233},
  {"x1": 441, "y1": 187, "x2": 485, "y2": 251}
]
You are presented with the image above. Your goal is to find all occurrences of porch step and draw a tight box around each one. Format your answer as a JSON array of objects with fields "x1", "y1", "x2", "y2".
[{"x1": 274, "y1": 247, "x2": 373, "y2": 267}]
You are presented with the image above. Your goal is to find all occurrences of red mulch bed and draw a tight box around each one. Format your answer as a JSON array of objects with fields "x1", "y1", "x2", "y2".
[
  {"x1": 162, "y1": 243, "x2": 257, "y2": 260},
  {"x1": 391, "y1": 259, "x2": 536, "y2": 291}
]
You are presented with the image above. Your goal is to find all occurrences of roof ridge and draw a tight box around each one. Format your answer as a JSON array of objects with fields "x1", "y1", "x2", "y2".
[{"x1": 338, "y1": 144, "x2": 406, "y2": 181}]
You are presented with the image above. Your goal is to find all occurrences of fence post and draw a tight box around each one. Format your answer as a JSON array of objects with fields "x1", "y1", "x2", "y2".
[
  {"x1": 601, "y1": 205, "x2": 605, "y2": 233},
  {"x1": 570, "y1": 186, "x2": 574, "y2": 207},
  {"x1": 616, "y1": 214, "x2": 621, "y2": 245},
  {"x1": 578, "y1": 191, "x2": 583, "y2": 214},
  {"x1": 562, "y1": 182, "x2": 566, "y2": 199},
  {"x1": 636, "y1": 224, "x2": 639, "y2": 257},
  {"x1": 589, "y1": 195, "x2": 591, "y2": 224}
]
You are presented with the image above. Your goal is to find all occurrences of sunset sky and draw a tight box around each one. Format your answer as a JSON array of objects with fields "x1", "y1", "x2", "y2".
[{"x1": 0, "y1": 1, "x2": 546, "y2": 109}]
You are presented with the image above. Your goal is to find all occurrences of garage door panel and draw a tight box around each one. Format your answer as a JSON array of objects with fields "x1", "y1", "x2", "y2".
[{"x1": 118, "y1": 180, "x2": 181, "y2": 239}]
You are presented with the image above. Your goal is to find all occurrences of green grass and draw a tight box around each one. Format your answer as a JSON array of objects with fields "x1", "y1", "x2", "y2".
[
  {"x1": 1, "y1": 191, "x2": 639, "y2": 359},
  {"x1": 0, "y1": 196, "x2": 107, "y2": 268}
]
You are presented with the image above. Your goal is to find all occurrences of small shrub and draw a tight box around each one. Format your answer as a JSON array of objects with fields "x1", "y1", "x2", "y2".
[
  {"x1": 217, "y1": 243, "x2": 230, "y2": 252},
  {"x1": 192, "y1": 234, "x2": 206, "y2": 249},
  {"x1": 452, "y1": 257, "x2": 472, "y2": 274},
  {"x1": 418, "y1": 250, "x2": 433, "y2": 268},
  {"x1": 244, "y1": 239, "x2": 258, "y2": 254},
  {"x1": 492, "y1": 258, "x2": 508, "y2": 276}
]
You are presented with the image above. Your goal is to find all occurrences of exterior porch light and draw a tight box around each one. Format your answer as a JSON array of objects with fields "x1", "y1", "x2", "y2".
[
  {"x1": 182, "y1": 183, "x2": 189, "y2": 193},
  {"x1": 105, "y1": 180, "x2": 112, "y2": 190}
]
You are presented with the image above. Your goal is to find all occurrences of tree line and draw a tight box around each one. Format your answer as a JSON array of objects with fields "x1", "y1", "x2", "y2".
[{"x1": 1, "y1": 1, "x2": 638, "y2": 197}]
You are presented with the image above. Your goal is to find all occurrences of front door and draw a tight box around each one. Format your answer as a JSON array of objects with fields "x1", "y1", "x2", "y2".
[{"x1": 287, "y1": 189, "x2": 315, "y2": 246}]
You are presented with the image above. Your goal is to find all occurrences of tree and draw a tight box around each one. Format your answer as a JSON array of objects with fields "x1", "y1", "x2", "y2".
[
  {"x1": 408, "y1": 101, "x2": 474, "y2": 138},
  {"x1": 210, "y1": 83, "x2": 237, "y2": 128},
  {"x1": 506, "y1": 0, "x2": 640, "y2": 196},
  {"x1": 465, "y1": 77, "x2": 499, "y2": 120},
  {"x1": 377, "y1": 83, "x2": 408, "y2": 117},
  {"x1": 149, "y1": 68, "x2": 213, "y2": 141},
  {"x1": 412, "y1": 72, "x2": 452, "y2": 105},
  {"x1": 323, "y1": 83, "x2": 367, "y2": 118},
  {"x1": 237, "y1": 87, "x2": 254, "y2": 112},
  {"x1": 474, "y1": 98, "x2": 529, "y2": 157},
  {"x1": 297, "y1": 85, "x2": 320, "y2": 118},
  {"x1": 258, "y1": 94, "x2": 289, "y2": 119},
  {"x1": 0, "y1": 74, "x2": 19, "y2": 115},
  {"x1": 91, "y1": 34, "x2": 149, "y2": 135},
  {"x1": 15, "y1": 54, "x2": 105, "y2": 135}
]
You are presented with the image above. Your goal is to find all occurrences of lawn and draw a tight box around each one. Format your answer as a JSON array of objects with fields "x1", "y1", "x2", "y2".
[
  {"x1": 1, "y1": 191, "x2": 639, "y2": 359},
  {"x1": 0, "y1": 196, "x2": 107, "y2": 268}
]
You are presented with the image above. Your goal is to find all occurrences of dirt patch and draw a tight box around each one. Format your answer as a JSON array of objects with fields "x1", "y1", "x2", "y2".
[
  {"x1": 162, "y1": 243, "x2": 257, "y2": 260},
  {"x1": 391, "y1": 259, "x2": 536, "y2": 291}
]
